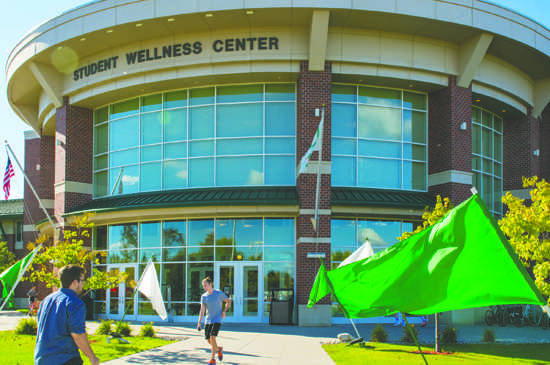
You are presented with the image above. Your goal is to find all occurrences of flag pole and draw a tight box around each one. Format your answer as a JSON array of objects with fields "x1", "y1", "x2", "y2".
[
  {"x1": 311, "y1": 107, "x2": 324, "y2": 232},
  {"x1": 5, "y1": 141, "x2": 56, "y2": 231},
  {"x1": 1, "y1": 141, "x2": 56, "y2": 311},
  {"x1": 403, "y1": 313, "x2": 429, "y2": 365}
]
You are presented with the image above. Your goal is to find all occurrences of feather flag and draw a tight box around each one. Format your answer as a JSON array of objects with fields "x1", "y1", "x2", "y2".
[
  {"x1": 308, "y1": 195, "x2": 546, "y2": 318},
  {"x1": 136, "y1": 260, "x2": 167, "y2": 320}
]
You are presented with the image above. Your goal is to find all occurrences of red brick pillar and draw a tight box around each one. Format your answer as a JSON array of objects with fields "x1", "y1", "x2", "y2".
[
  {"x1": 55, "y1": 97, "x2": 94, "y2": 233},
  {"x1": 503, "y1": 109, "x2": 541, "y2": 192},
  {"x1": 23, "y1": 131, "x2": 55, "y2": 244},
  {"x1": 296, "y1": 61, "x2": 332, "y2": 326},
  {"x1": 428, "y1": 76, "x2": 473, "y2": 204}
]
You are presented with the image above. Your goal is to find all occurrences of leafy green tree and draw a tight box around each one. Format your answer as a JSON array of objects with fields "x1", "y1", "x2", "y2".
[
  {"x1": 499, "y1": 176, "x2": 550, "y2": 304},
  {"x1": 25, "y1": 213, "x2": 126, "y2": 292},
  {"x1": 0, "y1": 241, "x2": 15, "y2": 273},
  {"x1": 398, "y1": 195, "x2": 453, "y2": 241}
]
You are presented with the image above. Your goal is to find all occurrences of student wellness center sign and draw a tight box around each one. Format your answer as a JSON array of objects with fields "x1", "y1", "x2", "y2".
[{"x1": 73, "y1": 36, "x2": 280, "y2": 81}]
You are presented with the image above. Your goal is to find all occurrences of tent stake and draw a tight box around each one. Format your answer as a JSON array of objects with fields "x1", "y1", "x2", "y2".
[{"x1": 403, "y1": 313, "x2": 429, "y2": 365}]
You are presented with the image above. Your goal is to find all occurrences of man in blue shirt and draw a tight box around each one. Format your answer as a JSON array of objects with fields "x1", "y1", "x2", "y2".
[
  {"x1": 198, "y1": 276, "x2": 231, "y2": 365},
  {"x1": 34, "y1": 265, "x2": 100, "y2": 365}
]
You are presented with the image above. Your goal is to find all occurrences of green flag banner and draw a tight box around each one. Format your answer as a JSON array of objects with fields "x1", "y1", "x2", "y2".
[
  {"x1": 308, "y1": 195, "x2": 546, "y2": 318},
  {"x1": 0, "y1": 246, "x2": 40, "y2": 307}
]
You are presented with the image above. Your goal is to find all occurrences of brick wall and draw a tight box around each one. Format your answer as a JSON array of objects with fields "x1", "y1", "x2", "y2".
[
  {"x1": 503, "y1": 110, "x2": 540, "y2": 190},
  {"x1": 296, "y1": 61, "x2": 332, "y2": 305},
  {"x1": 55, "y1": 97, "x2": 93, "y2": 224},
  {"x1": 428, "y1": 76, "x2": 472, "y2": 204}
]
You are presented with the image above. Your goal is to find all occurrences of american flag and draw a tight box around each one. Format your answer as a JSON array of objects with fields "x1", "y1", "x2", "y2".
[{"x1": 3, "y1": 156, "x2": 15, "y2": 200}]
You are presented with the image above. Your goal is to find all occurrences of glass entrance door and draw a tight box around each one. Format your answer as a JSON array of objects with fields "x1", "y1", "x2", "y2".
[
  {"x1": 106, "y1": 264, "x2": 137, "y2": 320},
  {"x1": 215, "y1": 262, "x2": 262, "y2": 322}
]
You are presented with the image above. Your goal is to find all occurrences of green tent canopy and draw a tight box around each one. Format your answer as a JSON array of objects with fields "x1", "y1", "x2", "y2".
[{"x1": 308, "y1": 194, "x2": 546, "y2": 318}]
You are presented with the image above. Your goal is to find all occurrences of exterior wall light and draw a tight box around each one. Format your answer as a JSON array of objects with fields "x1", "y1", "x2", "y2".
[
  {"x1": 460, "y1": 122, "x2": 467, "y2": 130},
  {"x1": 533, "y1": 149, "x2": 540, "y2": 156}
]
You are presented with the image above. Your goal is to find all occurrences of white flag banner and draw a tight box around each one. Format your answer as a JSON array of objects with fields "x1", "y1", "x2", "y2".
[
  {"x1": 297, "y1": 110, "x2": 324, "y2": 175},
  {"x1": 137, "y1": 260, "x2": 168, "y2": 320},
  {"x1": 338, "y1": 240, "x2": 374, "y2": 268}
]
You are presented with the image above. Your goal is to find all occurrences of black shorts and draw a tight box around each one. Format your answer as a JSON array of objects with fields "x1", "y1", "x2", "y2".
[{"x1": 204, "y1": 322, "x2": 221, "y2": 340}]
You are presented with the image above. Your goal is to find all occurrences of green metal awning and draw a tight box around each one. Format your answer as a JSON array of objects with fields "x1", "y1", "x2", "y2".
[
  {"x1": 67, "y1": 187, "x2": 299, "y2": 215},
  {"x1": 332, "y1": 188, "x2": 436, "y2": 210},
  {"x1": 0, "y1": 199, "x2": 24, "y2": 218}
]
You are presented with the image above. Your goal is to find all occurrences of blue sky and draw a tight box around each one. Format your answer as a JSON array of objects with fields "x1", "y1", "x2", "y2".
[{"x1": 0, "y1": 0, "x2": 549, "y2": 199}]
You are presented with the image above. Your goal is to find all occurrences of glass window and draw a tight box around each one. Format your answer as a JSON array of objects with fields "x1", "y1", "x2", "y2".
[
  {"x1": 164, "y1": 160, "x2": 187, "y2": 189},
  {"x1": 94, "y1": 226, "x2": 107, "y2": 250},
  {"x1": 93, "y1": 83, "x2": 296, "y2": 197},
  {"x1": 140, "y1": 163, "x2": 161, "y2": 191},
  {"x1": 141, "y1": 94, "x2": 162, "y2": 113},
  {"x1": 164, "y1": 90, "x2": 187, "y2": 109},
  {"x1": 110, "y1": 98, "x2": 139, "y2": 119},
  {"x1": 189, "y1": 220, "x2": 214, "y2": 246},
  {"x1": 190, "y1": 106, "x2": 214, "y2": 139},
  {"x1": 472, "y1": 106, "x2": 503, "y2": 215},
  {"x1": 109, "y1": 224, "x2": 138, "y2": 250},
  {"x1": 141, "y1": 112, "x2": 162, "y2": 145},
  {"x1": 264, "y1": 219, "x2": 294, "y2": 245},
  {"x1": 110, "y1": 116, "x2": 139, "y2": 150},
  {"x1": 332, "y1": 84, "x2": 427, "y2": 191},
  {"x1": 217, "y1": 104, "x2": 263, "y2": 137},
  {"x1": 217, "y1": 156, "x2": 263, "y2": 186},
  {"x1": 164, "y1": 263, "x2": 186, "y2": 301},
  {"x1": 217, "y1": 84, "x2": 262, "y2": 103},
  {"x1": 140, "y1": 222, "x2": 161, "y2": 248},
  {"x1": 164, "y1": 109, "x2": 187, "y2": 142},
  {"x1": 163, "y1": 221, "x2": 186, "y2": 247}
]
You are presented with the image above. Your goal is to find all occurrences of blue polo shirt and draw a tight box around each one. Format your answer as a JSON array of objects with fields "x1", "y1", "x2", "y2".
[{"x1": 34, "y1": 288, "x2": 86, "y2": 365}]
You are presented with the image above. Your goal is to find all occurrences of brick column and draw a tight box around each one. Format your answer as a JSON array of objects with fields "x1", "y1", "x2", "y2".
[
  {"x1": 427, "y1": 76, "x2": 473, "y2": 204},
  {"x1": 55, "y1": 97, "x2": 94, "y2": 234},
  {"x1": 503, "y1": 108, "x2": 541, "y2": 193},
  {"x1": 23, "y1": 131, "x2": 55, "y2": 244},
  {"x1": 296, "y1": 61, "x2": 332, "y2": 326}
]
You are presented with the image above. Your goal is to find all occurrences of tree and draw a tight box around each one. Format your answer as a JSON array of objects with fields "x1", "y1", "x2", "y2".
[
  {"x1": 25, "y1": 213, "x2": 126, "y2": 292},
  {"x1": 0, "y1": 241, "x2": 16, "y2": 273},
  {"x1": 398, "y1": 195, "x2": 453, "y2": 241},
  {"x1": 499, "y1": 176, "x2": 550, "y2": 304}
]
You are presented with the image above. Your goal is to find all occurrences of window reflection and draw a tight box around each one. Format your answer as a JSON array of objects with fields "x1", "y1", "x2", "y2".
[{"x1": 93, "y1": 84, "x2": 296, "y2": 197}]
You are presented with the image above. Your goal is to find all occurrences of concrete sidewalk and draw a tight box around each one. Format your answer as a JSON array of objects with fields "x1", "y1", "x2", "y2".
[{"x1": 2, "y1": 311, "x2": 550, "y2": 364}]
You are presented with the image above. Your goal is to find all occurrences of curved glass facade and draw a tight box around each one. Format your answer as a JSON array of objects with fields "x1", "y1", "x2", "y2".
[
  {"x1": 331, "y1": 84, "x2": 428, "y2": 191},
  {"x1": 92, "y1": 218, "x2": 295, "y2": 320},
  {"x1": 472, "y1": 106, "x2": 503, "y2": 215},
  {"x1": 93, "y1": 84, "x2": 296, "y2": 197}
]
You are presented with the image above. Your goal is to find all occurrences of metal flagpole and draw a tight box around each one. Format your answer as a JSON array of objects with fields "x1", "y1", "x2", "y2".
[
  {"x1": 403, "y1": 313, "x2": 429, "y2": 365},
  {"x1": 1, "y1": 141, "x2": 57, "y2": 311},
  {"x1": 5, "y1": 141, "x2": 56, "y2": 230},
  {"x1": 311, "y1": 107, "x2": 324, "y2": 232}
]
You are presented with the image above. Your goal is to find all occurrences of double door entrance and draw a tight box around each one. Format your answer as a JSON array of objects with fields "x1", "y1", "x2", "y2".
[
  {"x1": 106, "y1": 264, "x2": 137, "y2": 320},
  {"x1": 105, "y1": 262, "x2": 263, "y2": 322},
  {"x1": 214, "y1": 262, "x2": 263, "y2": 322}
]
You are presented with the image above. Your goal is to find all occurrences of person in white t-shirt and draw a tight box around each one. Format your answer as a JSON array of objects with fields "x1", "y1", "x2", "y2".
[{"x1": 197, "y1": 277, "x2": 231, "y2": 365}]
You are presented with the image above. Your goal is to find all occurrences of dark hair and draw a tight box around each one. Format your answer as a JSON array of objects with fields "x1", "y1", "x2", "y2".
[
  {"x1": 59, "y1": 265, "x2": 85, "y2": 288},
  {"x1": 202, "y1": 276, "x2": 213, "y2": 285}
]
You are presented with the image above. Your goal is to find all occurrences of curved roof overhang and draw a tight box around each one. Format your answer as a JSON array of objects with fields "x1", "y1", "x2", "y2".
[{"x1": 6, "y1": 0, "x2": 550, "y2": 135}]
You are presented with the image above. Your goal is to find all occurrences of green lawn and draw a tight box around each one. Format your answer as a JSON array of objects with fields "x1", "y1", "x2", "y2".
[
  {"x1": 323, "y1": 342, "x2": 550, "y2": 364},
  {"x1": 0, "y1": 330, "x2": 176, "y2": 365}
]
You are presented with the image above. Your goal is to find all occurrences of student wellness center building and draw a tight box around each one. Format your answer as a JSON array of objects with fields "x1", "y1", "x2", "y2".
[{"x1": 7, "y1": 0, "x2": 550, "y2": 326}]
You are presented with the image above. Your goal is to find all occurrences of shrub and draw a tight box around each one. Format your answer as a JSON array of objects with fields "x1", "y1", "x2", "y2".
[
  {"x1": 139, "y1": 322, "x2": 156, "y2": 337},
  {"x1": 95, "y1": 320, "x2": 113, "y2": 335},
  {"x1": 400, "y1": 324, "x2": 419, "y2": 344},
  {"x1": 482, "y1": 328, "x2": 495, "y2": 343},
  {"x1": 15, "y1": 317, "x2": 37, "y2": 335},
  {"x1": 441, "y1": 326, "x2": 457, "y2": 344},
  {"x1": 116, "y1": 322, "x2": 132, "y2": 337},
  {"x1": 371, "y1": 324, "x2": 388, "y2": 342}
]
